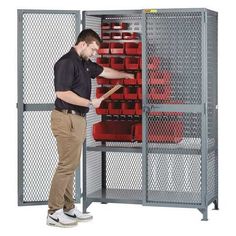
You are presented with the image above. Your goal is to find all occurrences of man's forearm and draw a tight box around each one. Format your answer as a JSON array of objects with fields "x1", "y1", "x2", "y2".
[
  {"x1": 56, "y1": 91, "x2": 90, "y2": 107},
  {"x1": 101, "y1": 67, "x2": 134, "y2": 79}
]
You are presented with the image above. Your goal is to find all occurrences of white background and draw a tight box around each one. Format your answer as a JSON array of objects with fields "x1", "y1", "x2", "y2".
[{"x1": 0, "y1": 0, "x2": 235, "y2": 235}]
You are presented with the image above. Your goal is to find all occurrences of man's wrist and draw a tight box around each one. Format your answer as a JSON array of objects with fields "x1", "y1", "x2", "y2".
[{"x1": 88, "y1": 100, "x2": 93, "y2": 108}]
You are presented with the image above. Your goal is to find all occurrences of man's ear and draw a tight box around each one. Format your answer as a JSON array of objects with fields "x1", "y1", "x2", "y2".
[{"x1": 81, "y1": 41, "x2": 87, "y2": 48}]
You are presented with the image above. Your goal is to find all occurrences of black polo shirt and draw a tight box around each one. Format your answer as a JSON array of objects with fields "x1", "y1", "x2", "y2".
[{"x1": 54, "y1": 47, "x2": 103, "y2": 113}]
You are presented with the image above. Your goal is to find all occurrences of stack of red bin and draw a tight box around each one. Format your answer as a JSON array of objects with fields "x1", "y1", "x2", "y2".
[{"x1": 93, "y1": 21, "x2": 184, "y2": 143}]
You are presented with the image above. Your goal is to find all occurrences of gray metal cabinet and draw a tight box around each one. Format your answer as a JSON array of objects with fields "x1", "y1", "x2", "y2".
[
  {"x1": 83, "y1": 9, "x2": 218, "y2": 221},
  {"x1": 18, "y1": 8, "x2": 218, "y2": 220}
]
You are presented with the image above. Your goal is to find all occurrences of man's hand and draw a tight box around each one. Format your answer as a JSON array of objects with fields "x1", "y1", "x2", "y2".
[
  {"x1": 91, "y1": 97, "x2": 104, "y2": 108},
  {"x1": 126, "y1": 73, "x2": 135, "y2": 79}
]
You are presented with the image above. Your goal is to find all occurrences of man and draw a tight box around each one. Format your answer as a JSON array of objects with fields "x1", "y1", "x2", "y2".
[{"x1": 47, "y1": 29, "x2": 133, "y2": 227}]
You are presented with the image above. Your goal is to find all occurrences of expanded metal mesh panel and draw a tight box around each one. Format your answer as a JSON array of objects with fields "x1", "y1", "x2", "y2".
[
  {"x1": 22, "y1": 111, "x2": 76, "y2": 202},
  {"x1": 22, "y1": 13, "x2": 76, "y2": 103},
  {"x1": 207, "y1": 12, "x2": 218, "y2": 202},
  {"x1": 207, "y1": 151, "x2": 217, "y2": 202},
  {"x1": 106, "y1": 152, "x2": 142, "y2": 200},
  {"x1": 85, "y1": 15, "x2": 102, "y2": 145},
  {"x1": 147, "y1": 154, "x2": 201, "y2": 204},
  {"x1": 146, "y1": 113, "x2": 202, "y2": 204},
  {"x1": 86, "y1": 152, "x2": 102, "y2": 196},
  {"x1": 106, "y1": 152, "x2": 142, "y2": 190},
  {"x1": 86, "y1": 76, "x2": 102, "y2": 196},
  {"x1": 23, "y1": 111, "x2": 75, "y2": 202},
  {"x1": 145, "y1": 12, "x2": 202, "y2": 104},
  {"x1": 85, "y1": 16, "x2": 102, "y2": 196},
  {"x1": 86, "y1": 151, "x2": 142, "y2": 201},
  {"x1": 23, "y1": 111, "x2": 57, "y2": 201},
  {"x1": 207, "y1": 13, "x2": 217, "y2": 147}
]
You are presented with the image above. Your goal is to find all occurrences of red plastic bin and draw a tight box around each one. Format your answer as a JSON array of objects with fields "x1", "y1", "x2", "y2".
[
  {"x1": 96, "y1": 77, "x2": 110, "y2": 85},
  {"x1": 137, "y1": 87, "x2": 142, "y2": 99},
  {"x1": 93, "y1": 121, "x2": 135, "y2": 142},
  {"x1": 96, "y1": 101, "x2": 109, "y2": 115},
  {"x1": 135, "y1": 102, "x2": 142, "y2": 115},
  {"x1": 96, "y1": 57, "x2": 110, "y2": 67},
  {"x1": 121, "y1": 101, "x2": 136, "y2": 115},
  {"x1": 122, "y1": 32, "x2": 139, "y2": 40},
  {"x1": 108, "y1": 101, "x2": 122, "y2": 115},
  {"x1": 124, "y1": 87, "x2": 137, "y2": 100},
  {"x1": 98, "y1": 43, "x2": 110, "y2": 55},
  {"x1": 136, "y1": 72, "x2": 142, "y2": 85},
  {"x1": 110, "y1": 43, "x2": 124, "y2": 55},
  {"x1": 101, "y1": 22, "x2": 111, "y2": 30},
  {"x1": 134, "y1": 121, "x2": 184, "y2": 143},
  {"x1": 137, "y1": 42, "x2": 142, "y2": 55},
  {"x1": 111, "y1": 22, "x2": 127, "y2": 30},
  {"x1": 111, "y1": 32, "x2": 122, "y2": 39},
  {"x1": 102, "y1": 32, "x2": 111, "y2": 40},
  {"x1": 125, "y1": 57, "x2": 139, "y2": 70},
  {"x1": 125, "y1": 42, "x2": 139, "y2": 55},
  {"x1": 123, "y1": 77, "x2": 136, "y2": 85},
  {"x1": 139, "y1": 57, "x2": 142, "y2": 69},
  {"x1": 110, "y1": 57, "x2": 125, "y2": 70}
]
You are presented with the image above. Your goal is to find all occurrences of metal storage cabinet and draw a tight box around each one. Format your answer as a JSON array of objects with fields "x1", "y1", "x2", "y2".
[
  {"x1": 83, "y1": 9, "x2": 218, "y2": 221},
  {"x1": 17, "y1": 8, "x2": 218, "y2": 221}
]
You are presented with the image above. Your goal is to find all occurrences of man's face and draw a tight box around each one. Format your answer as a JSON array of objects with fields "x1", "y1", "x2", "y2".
[{"x1": 80, "y1": 41, "x2": 99, "y2": 60}]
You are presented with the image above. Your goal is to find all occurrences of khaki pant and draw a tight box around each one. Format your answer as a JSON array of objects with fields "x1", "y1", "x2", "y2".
[{"x1": 48, "y1": 110, "x2": 86, "y2": 214}]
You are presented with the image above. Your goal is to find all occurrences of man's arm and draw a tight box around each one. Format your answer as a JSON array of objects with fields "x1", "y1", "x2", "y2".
[{"x1": 99, "y1": 67, "x2": 134, "y2": 79}]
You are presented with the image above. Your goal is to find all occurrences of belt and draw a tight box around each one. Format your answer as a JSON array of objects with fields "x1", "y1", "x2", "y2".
[{"x1": 55, "y1": 107, "x2": 86, "y2": 117}]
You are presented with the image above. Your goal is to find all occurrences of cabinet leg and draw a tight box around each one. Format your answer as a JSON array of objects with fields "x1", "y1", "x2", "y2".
[
  {"x1": 83, "y1": 200, "x2": 92, "y2": 213},
  {"x1": 83, "y1": 202, "x2": 87, "y2": 213},
  {"x1": 198, "y1": 208, "x2": 208, "y2": 221},
  {"x1": 83, "y1": 196, "x2": 87, "y2": 213},
  {"x1": 213, "y1": 199, "x2": 219, "y2": 210}
]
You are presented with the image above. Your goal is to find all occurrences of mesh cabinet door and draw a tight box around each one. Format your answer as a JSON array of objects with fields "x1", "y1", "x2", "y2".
[
  {"x1": 17, "y1": 10, "x2": 80, "y2": 205},
  {"x1": 142, "y1": 9, "x2": 206, "y2": 207}
]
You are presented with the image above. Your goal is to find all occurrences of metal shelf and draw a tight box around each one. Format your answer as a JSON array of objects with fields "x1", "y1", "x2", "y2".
[
  {"x1": 87, "y1": 145, "x2": 142, "y2": 153},
  {"x1": 87, "y1": 189, "x2": 201, "y2": 205},
  {"x1": 87, "y1": 138, "x2": 202, "y2": 155},
  {"x1": 87, "y1": 189, "x2": 142, "y2": 203}
]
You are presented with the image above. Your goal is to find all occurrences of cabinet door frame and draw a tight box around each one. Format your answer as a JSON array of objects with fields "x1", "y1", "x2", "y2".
[{"x1": 17, "y1": 9, "x2": 81, "y2": 205}]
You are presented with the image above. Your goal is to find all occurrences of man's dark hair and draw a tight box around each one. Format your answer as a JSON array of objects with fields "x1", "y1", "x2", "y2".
[{"x1": 75, "y1": 29, "x2": 102, "y2": 46}]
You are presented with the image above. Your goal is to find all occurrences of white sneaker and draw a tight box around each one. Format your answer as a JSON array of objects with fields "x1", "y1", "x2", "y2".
[
  {"x1": 64, "y1": 207, "x2": 93, "y2": 221},
  {"x1": 47, "y1": 209, "x2": 78, "y2": 227}
]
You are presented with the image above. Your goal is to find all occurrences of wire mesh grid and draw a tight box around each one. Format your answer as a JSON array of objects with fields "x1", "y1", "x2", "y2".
[
  {"x1": 84, "y1": 15, "x2": 103, "y2": 198},
  {"x1": 207, "y1": 151, "x2": 217, "y2": 202},
  {"x1": 146, "y1": 113, "x2": 202, "y2": 204},
  {"x1": 145, "y1": 12, "x2": 202, "y2": 104},
  {"x1": 105, "y1": 151, "x2": 142, "y2": 200},
  {"x1": 22, "y1": 111, "x2": 75, "y2": 202},
  {"x1": 22, "y1": 13, "x2": 76, "y2": 104}
]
